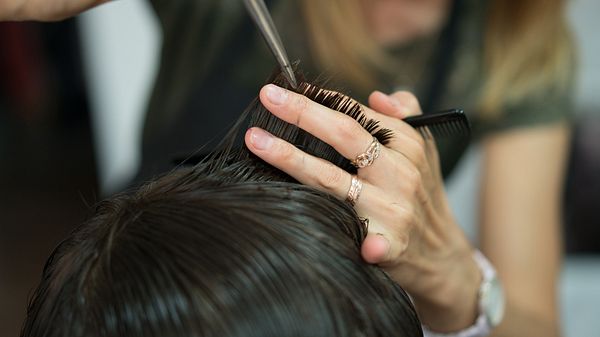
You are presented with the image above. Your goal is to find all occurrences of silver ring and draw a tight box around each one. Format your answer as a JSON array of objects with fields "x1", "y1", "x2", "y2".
[
  {"x1": 346, "y1": 175, "x2": 363, "y2": 206},
  {"x1": 351, "y1": 137, "x2": 381, "y2": 168}
]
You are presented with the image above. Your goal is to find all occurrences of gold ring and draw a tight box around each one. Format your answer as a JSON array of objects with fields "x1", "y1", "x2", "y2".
[
  {"x1": 346, "y1": 175, "x2": 363, "y2": 206},
  {"x1": 351, "y1": 137, "x2": 381, "y2": 168}
]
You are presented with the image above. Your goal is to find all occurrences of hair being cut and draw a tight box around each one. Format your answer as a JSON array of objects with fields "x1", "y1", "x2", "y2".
[{"x1": 20, "y1": 71, "x2": 422, "y2": 337}]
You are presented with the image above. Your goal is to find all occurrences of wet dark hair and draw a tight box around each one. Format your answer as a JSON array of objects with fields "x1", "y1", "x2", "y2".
[{"x1": 21, "y1": 72, "x2": 422, "y2": 337}]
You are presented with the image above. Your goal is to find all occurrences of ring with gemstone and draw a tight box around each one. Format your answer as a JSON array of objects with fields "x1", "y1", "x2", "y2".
[{"x1": 351, "y1": 137, "x2": 381, "y2": 168}]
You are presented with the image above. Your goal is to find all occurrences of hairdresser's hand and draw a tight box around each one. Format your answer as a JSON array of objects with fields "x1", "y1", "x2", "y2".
[
  {"x1": 0, "y1": 0, "x2": 108, "y2": 21},
  {"x1": 366, "y1": 90, "x2": 482, "y2": 330},
  {"x1": 245, "y1": 84, "x2": 481, "y2": 333}
]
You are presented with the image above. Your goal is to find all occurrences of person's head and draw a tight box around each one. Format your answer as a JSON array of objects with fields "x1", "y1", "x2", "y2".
[
  {"x1": 299, "y1": 0, "x2": 573, "y2": 117},
  {"x1": 20, "y1": 74, "x2": 422, "y2": 337}
]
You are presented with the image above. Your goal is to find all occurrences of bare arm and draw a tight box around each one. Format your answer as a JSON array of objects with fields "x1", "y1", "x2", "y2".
[
  {"x1": 481, "y1": 122, "x2": 570, "y2": 337},
  {"x1": 0, "y1": 0, "x2": 109, "y2": 21}
]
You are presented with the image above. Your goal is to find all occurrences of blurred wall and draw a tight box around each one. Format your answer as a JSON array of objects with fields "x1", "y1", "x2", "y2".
[
  {"x1": 0, "y1": 20, "x2": 98, "y2": 336},
  {"x1": 569, "y1": 0, "x2": 600, "y2": 115},
  {"x1": 78, "y1": 0, "x2": 161, "y2": 195}
]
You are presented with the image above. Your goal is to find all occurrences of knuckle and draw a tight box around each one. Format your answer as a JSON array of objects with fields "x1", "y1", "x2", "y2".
[
  {"x1": 403, "y1": 92, "x2": 421, "y2": 113},
  {"x1": 379, "y1": 200, "x2": 401, "y2": 218},
  {"x1": 405, "y1": 167, "x2": 422, "y2": 194},
  {"x1": 395, "y1": 234, "x2": 410, "y2": 250},
  {"x1": 291, "y1": 94, "x2": 310, "y2": 126},
  {"x1": 390, "y1": 91, "x2": 411, "y2": 100},
  {"x1": 314, "y1": 164, "x2": 345, "y2": 191},
  {"x1": 276, "y1": 141, "x2": 296, "y2": 162},
  {"x1": 391, "y1": 91, "x2": 422, "y2": 116},
  {"x1": 377, "y1": 201, "x2": 414, "y2": 231},
  {"x1": 335, "y1": 116, "x2": 363, "y2": 140},
  {"x1": 396, "y1": 205, "x2": 414, "y2": 225}
]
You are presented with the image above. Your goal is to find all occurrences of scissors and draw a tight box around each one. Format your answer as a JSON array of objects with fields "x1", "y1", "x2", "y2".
[{"x1": 243, "y1": 0, "x2": 298, "y2": 89}]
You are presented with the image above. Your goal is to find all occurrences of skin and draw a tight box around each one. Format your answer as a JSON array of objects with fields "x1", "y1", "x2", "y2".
[
  {"x1": 373, "y1": 92, "x2": 569, "y2": 337},
  {"x1": 357, "y1": 3, "x2": 568, "y2": 335},
  {"x1": 480, "y1": 124, "x2": 568, "y2": 337},
  {"x1": 3, "y1": 0, "x2": 568, "y2": 334},
  {"x1": 245, "y1": 84, "x2": 569, "y2": 335},
  {"x1": 246, "y1": 86, "x2": 481, "y2": 331},
  {"x1": 359, "y1": 0, "x2": 451, "y2": 46},
  {"x1": 0, "y1": 0, "x2": 108, "y2": 21}
]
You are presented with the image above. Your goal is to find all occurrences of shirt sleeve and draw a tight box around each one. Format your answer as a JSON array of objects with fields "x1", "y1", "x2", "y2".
[{"x1": 476, "y1": 75, "x2": 576, "y2": 136}]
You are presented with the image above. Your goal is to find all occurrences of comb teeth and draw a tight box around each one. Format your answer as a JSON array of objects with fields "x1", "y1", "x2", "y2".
[
  {"x1": 403, "y1": 109, "x2": 471, "y2": 139},
  {"x1": 297, "y1": 82, "x2": 395, "y2": 145}
]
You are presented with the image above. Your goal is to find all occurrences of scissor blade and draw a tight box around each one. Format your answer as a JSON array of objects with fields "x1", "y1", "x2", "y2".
[{"x1": 243, "y1": 0, "x2": 298, "y2": 89}]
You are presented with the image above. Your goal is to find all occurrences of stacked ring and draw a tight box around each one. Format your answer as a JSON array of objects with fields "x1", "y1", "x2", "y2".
[{"x1": 346, "y1": 175, "x2": 363, "y2": 206}]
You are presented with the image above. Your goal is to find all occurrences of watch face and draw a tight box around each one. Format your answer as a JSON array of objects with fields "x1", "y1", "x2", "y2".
[{"x1": 481, "y1": 277, "x2": 505, "y2": 327}]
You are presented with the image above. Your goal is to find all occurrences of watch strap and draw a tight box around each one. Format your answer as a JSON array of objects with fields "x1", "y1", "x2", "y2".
[{"x1": 422, "y1": 313, "x2": 490, "y2": 337}]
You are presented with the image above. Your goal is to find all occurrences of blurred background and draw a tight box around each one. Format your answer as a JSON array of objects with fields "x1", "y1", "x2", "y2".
[{"x1": 0, "y1": 0, "x2": 598, "y2": 336}]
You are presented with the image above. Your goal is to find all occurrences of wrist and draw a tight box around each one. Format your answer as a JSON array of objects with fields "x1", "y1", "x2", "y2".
[
  {"x1": 414, "y1": 250, "x2": 481, "y2": 332},
  {"x1": 421, "y1": 251, "x2": 505, "y2": 337}
]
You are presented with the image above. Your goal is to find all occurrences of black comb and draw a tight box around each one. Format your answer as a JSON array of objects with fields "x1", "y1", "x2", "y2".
[
  {"x1": 173, "y1": 109, "x2": 471, "y2": 166},
  {"x1": 403, "y1": 109, "x2": 470, "y2": 139}
]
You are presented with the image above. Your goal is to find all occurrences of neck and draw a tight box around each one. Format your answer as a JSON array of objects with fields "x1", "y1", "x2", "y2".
[{"x1": 361, "y1": 0, "x2": 452, "y2": 46}]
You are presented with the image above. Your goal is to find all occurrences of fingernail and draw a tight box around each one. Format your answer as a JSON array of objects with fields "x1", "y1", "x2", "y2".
[
  {"x1": 264, "y1": 84, "x2": 288, "y2": 105},
  {"x1": 250, "y1": 128, "x2": 274, "y2": 150}
]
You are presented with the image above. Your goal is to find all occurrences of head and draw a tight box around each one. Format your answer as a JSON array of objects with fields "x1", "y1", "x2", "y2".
[
  {"x1": 21, "y1": 73, "x2": 422, "y2": 337},
  {"x1": 299, "y1": 0, "x2": 573, "y2": 117},
  {"x1": 358, "y1": 0, "x2": 451, "y2": 45}
]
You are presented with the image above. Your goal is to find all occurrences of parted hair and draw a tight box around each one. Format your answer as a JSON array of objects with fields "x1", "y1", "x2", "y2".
[{"x1": 20, "y1": 72, "x2": 422, "y2": 337}]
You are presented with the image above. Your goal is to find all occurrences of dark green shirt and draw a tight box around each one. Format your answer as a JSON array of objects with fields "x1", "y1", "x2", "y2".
[{"x1": 141, "y1": 0, "x2": 573, "y2": 180}]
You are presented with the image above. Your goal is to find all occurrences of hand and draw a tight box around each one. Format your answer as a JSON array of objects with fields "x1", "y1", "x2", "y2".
[
  {"x1": 367, "y1": 90, "x2": 482, "y2": 331},
  {"x1": 1, "y1": 0, "x2": 108, "y2": 21},
  {"x1": 245, "y1": 84, "x2": 483, "y2": 332}
]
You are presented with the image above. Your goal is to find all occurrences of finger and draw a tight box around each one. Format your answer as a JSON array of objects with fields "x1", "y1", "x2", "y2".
[
  {"x1": 361, "y1": 219, "x2": 410, "y2": 265},
  {"x1": 360, "y1": 96, "x2": 431, "y2": 174},
  {"x1": 351, "y1": 189, "x2": 413, "y2": 265},
  {"x1": 247, "y1": 127, "x2": 416, "y2": 267},
  {"x1": 244, "y1": 127, "x2": 413, "y2": 215},
  {"x1": 365, "y1": 90, "x2": 425, "y2": 141},
  {"x1": 362, "y1": 234, "x2": 403, "y2": 264},
  {"x1": 245, "y1": 127, "x2": 353, "y2": 198},
  {"x1": 310, "y1": 91, "x2": 429, "y2": 178},
  {"x1": 368, "y1": 90, "x2": 410, "y2": 119},
  {"x1": 316, "y1": 88, "x2": 409, "y2": 132},
  {"x1": 260, "y1": 84, "x2": 377, "y2": 161},
  {"x1": 386, "y1": 91, "x2": 423, "y2": 118},
  {"x1": 362, "y1": 233, "x2": 392, "y2": 264},
  {"x1": 260, "y1": 84, "x2": 424, "y2": 180},
  {"x1": 359, "y1": 103, "x2": 428, "y2": 168},
  {"x1": 363, "y1": 93, "x2": 426, "y2": 144}
]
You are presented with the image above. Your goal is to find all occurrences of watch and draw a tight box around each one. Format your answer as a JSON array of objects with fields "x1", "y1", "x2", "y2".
[
  {"x1": 422, "y1": 250, "x2": 505, "y2": 337},
  {"x1": 474, "y1": 250, "x2": 505, "y2": 329}
]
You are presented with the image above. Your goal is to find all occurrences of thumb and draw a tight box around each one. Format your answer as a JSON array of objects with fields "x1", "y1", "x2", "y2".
[{"x1": 361, "y1": 232, "x2": 408, "y2": 265}]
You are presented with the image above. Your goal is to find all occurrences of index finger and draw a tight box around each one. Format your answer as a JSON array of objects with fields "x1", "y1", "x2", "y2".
[{"x1": 259, "y1": 84, "x2": 377, "y2": 161}]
